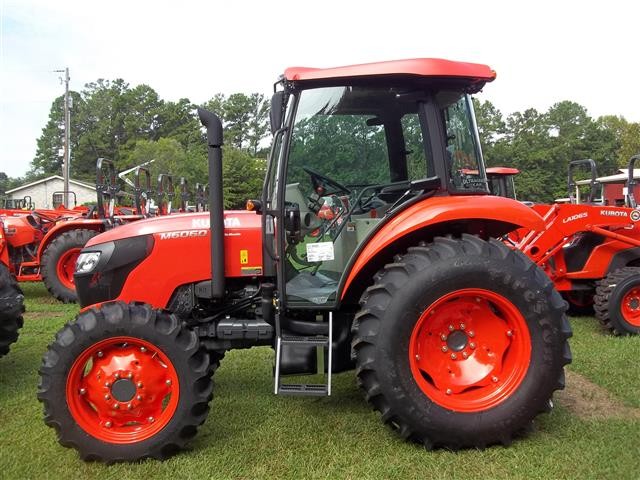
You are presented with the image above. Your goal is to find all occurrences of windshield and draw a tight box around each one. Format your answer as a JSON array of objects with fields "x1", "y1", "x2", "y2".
[{"x1": 488, "y1": 175, "x2": 516, "y2": 199}]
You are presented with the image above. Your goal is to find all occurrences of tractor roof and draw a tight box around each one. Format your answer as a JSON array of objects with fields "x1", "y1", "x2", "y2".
[
  {"x1": 486, "y1": 167, "x2": 520, "y2": 176},
  {"x1": 284, "y1": 58, "x2": 496, "y2": 88}
]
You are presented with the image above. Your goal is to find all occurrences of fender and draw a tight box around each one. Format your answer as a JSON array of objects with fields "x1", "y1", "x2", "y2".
[
  {"x1": 36, "y1": 219, "x2": 105, "y2": 259},
  {"x1": 341, "y1": 195, "x2": 545, "y2": 299}
]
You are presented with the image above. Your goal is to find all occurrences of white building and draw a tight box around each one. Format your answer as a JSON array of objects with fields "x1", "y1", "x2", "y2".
[{"x1": 5, "y1": 175, "x2": 96, "y2": 209}]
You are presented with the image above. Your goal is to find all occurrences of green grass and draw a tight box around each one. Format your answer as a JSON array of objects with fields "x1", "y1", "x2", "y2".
[{"x1": 1, "y1": 283, "x2": 639, "y2": 479}]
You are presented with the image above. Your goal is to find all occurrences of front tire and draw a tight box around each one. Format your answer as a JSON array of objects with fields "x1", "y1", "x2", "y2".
[
  {"x1": 352, "y1": 235, "x2": 572, "y2": 449},
  {"x1": 41, "y1": 229, "x2": 99, "y2": 303},
  {"x1": 38, "y1": 302, "x2": 214, "y2": 462},
  {"x1": 594, "y1": 267, "x2": 640, "y2": 335},
  {"x1": 0, "y1": 263, "x2": 24, "y2": 359}
]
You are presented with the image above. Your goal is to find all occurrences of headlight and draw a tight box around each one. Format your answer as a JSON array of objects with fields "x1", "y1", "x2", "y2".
[{"x1": 76, "y1": 252, "x2": 101, "y2": 274}]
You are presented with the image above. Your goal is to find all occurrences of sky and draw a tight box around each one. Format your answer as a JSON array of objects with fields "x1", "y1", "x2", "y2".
[{"x1": 1, "y1": 0, "x2": 639, "y2": 178}]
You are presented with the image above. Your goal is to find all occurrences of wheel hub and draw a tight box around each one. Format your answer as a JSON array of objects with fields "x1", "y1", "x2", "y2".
[
  {"x1": 111, "y1": 378, "x2": 136, "y2": 402},
  {"x1": 446, "y1": 330, "x2": 468, "y2": 352}
]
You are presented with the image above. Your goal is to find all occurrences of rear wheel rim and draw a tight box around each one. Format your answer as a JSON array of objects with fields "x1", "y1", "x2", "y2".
[
  {"x1": 56, "y1": 248, "x2": 81, "y2": 290},
  {"x1": 66, "y1": 336, "x2": 180, "y2": 443},
  {"x1": 620, "y1": 287, "x2": 640, "y2": 327},
  {"x1": 409, "y1": 288, "x2": 531, "y2": 412}
]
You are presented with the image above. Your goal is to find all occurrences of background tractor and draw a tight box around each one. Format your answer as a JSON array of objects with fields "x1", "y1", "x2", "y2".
[
  {"x1": 1, "y1": 159, "x2": 179, "y2": 303},
  {"x1": 0, "y1": 217, "x2": 24, "y2": 359},
  {"x1": 493, "y1": 156, "x2": 640, "y2": 334},
  {"x1": 39, "y1": 58, "x2": 571, "y2": 462}
]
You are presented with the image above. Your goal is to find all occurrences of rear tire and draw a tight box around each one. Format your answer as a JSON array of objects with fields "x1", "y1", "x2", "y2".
[
  {"x1": 38, "y1": 301, "x2": 214, "y2": 462},
  {"x1": 41, "y1": 229, "x2": 99, "y2": 303},
  {"x1": 594, "y1": 267, "x2": 640, "y2": 335},
  {"x1": 352, "y1": 235, "x2": 572, "y2": 449},
  {"x1": 0, "y1": 263, "x2": 24, "y2": 359}
]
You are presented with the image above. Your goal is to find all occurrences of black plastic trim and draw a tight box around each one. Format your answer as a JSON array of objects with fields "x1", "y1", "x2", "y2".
[{"x1": 74, "y1": 235, "x2": 154, "y2": 308}]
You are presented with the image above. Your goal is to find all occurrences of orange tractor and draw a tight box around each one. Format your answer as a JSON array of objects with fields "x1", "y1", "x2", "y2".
[
  {"x1": 0, "y1": 217, "x2": 24, "y2": 359},
  {"x1": 491, "y1": 157, "x2": 640, "y2": 334},
  {"x1": 1, "y1": 159, "x2": 177, "y2": 303},
  {"x1": 39, "y1": 58, "x2": 571, "y2": 462}
]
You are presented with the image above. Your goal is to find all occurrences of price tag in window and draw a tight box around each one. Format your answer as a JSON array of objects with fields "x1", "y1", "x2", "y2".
[{"x1": 306, "y1": 242, "x2": 335, "y2": 262}]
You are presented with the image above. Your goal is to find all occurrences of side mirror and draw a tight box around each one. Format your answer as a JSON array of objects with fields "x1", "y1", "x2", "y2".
[
  {"x1": 269, "y1": 91, "x2": 285, "y2": 135},
  {"x1": 284, "y1": 203, "x2": 302, "y2": 245}
]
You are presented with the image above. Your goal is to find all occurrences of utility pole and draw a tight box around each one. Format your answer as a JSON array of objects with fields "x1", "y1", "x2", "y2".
[{"x1": 54, "y1": 67, "x2": 71, "y2": 207}]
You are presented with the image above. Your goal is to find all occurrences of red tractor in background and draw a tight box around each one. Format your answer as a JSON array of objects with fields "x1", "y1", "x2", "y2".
[
  {"x1": 486, "y1": 166, "x2": 520, "y2": 200},
  {"x1": 1, "y1": 159, "x2": 178, "y2": 303},
  {"x1": 490, "y1": 157, "x2": 640, "y2": 334},
  {"x1": 0, "y1": 217, "x2": 24, "y2": 359},
  {"x1": 39, "y1": 58, "x2": 572, "y2": 462}
]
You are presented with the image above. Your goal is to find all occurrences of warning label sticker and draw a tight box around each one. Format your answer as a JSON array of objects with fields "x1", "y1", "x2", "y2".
[{"x1": 306, "y1": 242, "x2": 335, "y2": 262}]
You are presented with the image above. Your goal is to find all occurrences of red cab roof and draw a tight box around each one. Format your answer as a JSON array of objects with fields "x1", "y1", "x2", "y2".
[
  {"x1": 486, "y1": 167, "x2": 520, "y2": 175},
  {"x1": 284, "y1": 58, "x2": 497, "y2": 84}
]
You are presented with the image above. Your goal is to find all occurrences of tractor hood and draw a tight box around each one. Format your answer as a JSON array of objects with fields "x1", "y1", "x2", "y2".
[
  {"x1": 76, "y1": 210, "x2": 264, "y2": 309},
  {"x1": 85, "y1": 210, "x2": 261, "y2": 247}
]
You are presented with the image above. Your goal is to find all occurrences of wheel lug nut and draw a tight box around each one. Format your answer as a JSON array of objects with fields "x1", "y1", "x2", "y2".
[
  {"x1": 440, "y1": 334, "x2": 447, "y2": 341},
  {"x1": 506, "y1": 330, "x2": 513, "y2": 337},
  {"x1": 127, "y1": 403, "x2": 133, "y2": 410},
  {"x1": 468, "y1": 331, "x2": 475, "y2": 338},
  {"x1": 127, "y1": 372, "x2": 133, "y2": 379},
  {"x1": 137, "y1": 382, "x2": 143, "y2": 388},
  {"x1": 140, "y1": 347, "x2": 147, "y2": 353},
  {"x1": 105, "y1": 421, "x2": 112, "y2": 428},
  {"x1": 441, "y1": 346, "x2": 448, "y2": 352},
  {"x1": 462, "y1": 352, "x2": 468, "y2": 359},
  {"x1": 136, "y1": 395, "x2": 142, "y2": 401},
  {"x1": 470, "y1": 342, "x2": 476, "y2": 349},
  {"x1": 165, "y1": 379, "x2": 172, "y2": 386},
  {"x1": 114, "y1": 373, "x2": 120, "y2": 379},
  {"x1": 113, "y1": 403, "x2": 119, "y2": 410},
  {"x1": 459, "y1": 323, "x2": 466, "y2": 330},
  {"x1": 79, "y1": 388, "x2": 86, "y2": 395},
  {"x1": 97, "y1": 351, "x2": 104, "y2": 358},
  {"x1": 448, "y1": 324, "x2": 454, "y2": 331},
  {"x1": 415, "y1": 354, "x2": 421, "y2": 361},
  {"x1": 446, "y1": 389, "x2": 452, "y2": 395},
  {"x1": 492, "y1": 376, "x2": 499, "y2": 383},
  {"x1": 450, "y1": 353, "x2": 457, "y2": 360},
  {"x1": 104, "y1": 394, "x2": 110, "y2": 400},
  {"x1": 148, "y1": 416, "x2": 155, "y2": 423}
]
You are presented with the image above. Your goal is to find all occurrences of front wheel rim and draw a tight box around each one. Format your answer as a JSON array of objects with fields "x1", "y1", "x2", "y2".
[
  {"x1": 66, "y1": 336, "x2": 180, "y2": 444},
  {"x1": 620, "y1": 287, "x2": 640, "y2": 327},
  {"x1": 409, "y1": 288, "x2": 532, "y2": 412},
  {"x1": 56, "y1": 248, "x2": 81, "y2": 290}
]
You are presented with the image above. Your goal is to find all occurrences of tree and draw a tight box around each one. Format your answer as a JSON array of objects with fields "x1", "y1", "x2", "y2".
[
  {"x1": 32, "y1": 91, "x2": 84, "y2": 176},
  {"x1": 203, "y1": 93, "x2": 269, "y2": 153}
]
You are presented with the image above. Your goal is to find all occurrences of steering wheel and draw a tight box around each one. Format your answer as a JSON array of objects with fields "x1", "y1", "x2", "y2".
[{"x1": 302, "y1": 166, "x2": 351, "y2": 195}]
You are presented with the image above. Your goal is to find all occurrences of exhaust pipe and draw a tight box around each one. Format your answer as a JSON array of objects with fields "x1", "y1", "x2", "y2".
[{"x1": 198, "y1": 108, "x2": 225, "y2": 300}]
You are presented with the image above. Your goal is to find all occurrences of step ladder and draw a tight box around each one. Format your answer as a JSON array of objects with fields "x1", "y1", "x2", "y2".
[{"x1": 274, "y1": 312, "x2": 333, "y2": 396}]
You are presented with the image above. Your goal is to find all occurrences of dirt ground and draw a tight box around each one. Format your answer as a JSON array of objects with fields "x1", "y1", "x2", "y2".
[{"x1": 556, "y1": 370, "x2": 640, "y2": 420}]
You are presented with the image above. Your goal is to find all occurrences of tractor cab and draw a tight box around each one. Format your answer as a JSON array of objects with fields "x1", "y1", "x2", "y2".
[
  {"x1": 268, "y1": 72, "x2": 493, "y2": 308},
  {"x1": 486, "y1": 167, "x2": 519, "y2": 199}
]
